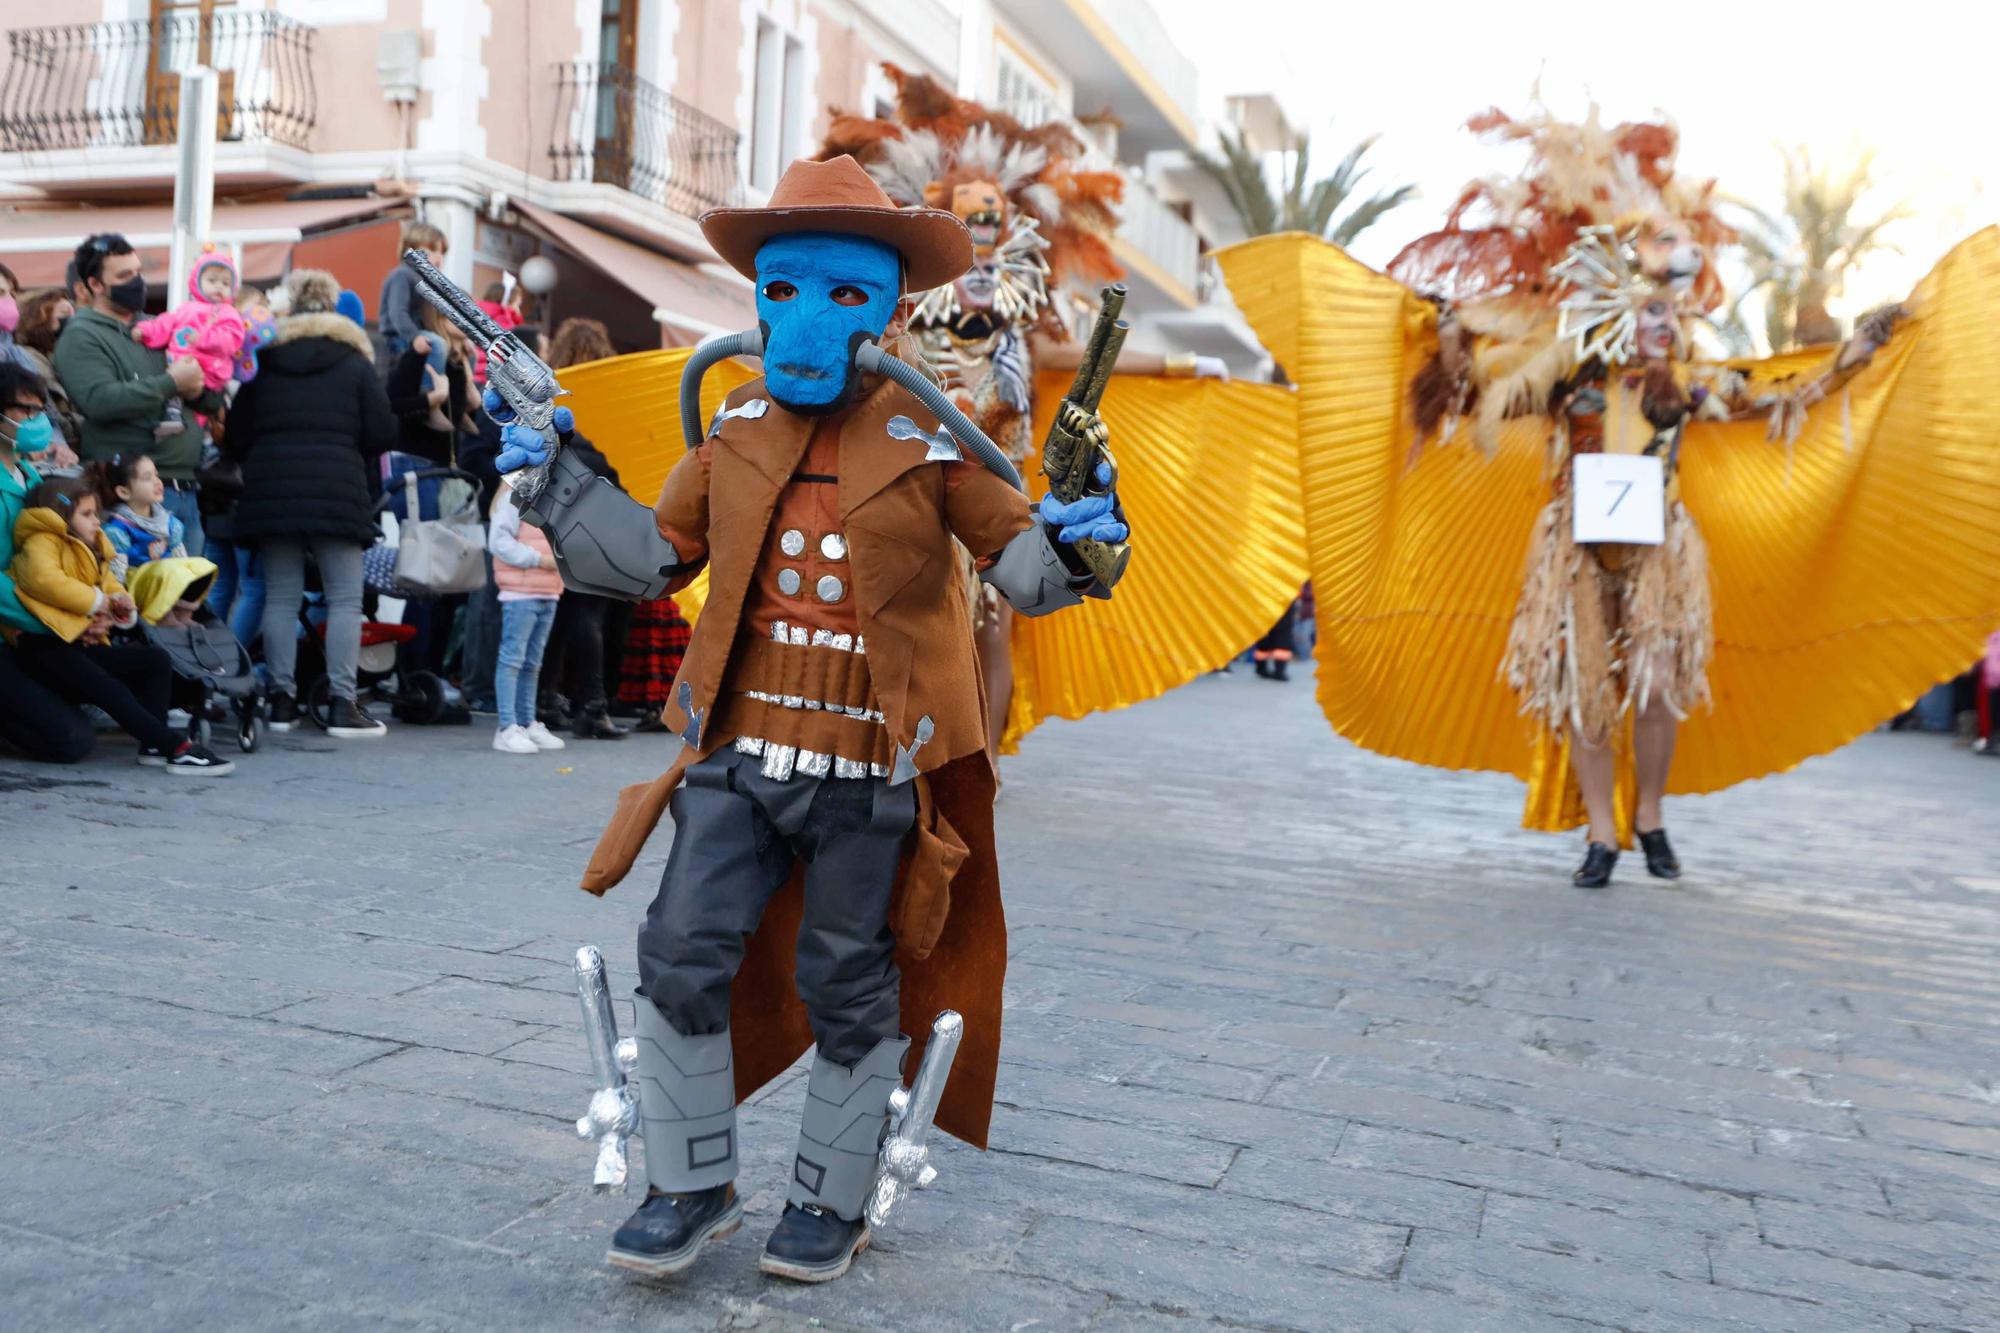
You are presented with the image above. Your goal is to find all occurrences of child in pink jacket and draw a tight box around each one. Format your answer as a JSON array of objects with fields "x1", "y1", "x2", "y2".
[{"x1": 130, "y1": 247, "x2": 254, "y2": 397}]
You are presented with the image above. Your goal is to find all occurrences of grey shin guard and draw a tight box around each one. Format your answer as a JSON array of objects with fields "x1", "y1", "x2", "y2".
[
  {"x1": 632, "y1": 1001, "x2": 738, "y2": 1193},
  {"x1": 787, "y1": 1037, "x2": 911, "y2": 1221}
]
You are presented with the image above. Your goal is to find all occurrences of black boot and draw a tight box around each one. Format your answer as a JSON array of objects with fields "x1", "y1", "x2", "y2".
[
  {"x1": 1271, "y1": 658, "x2": 1290, "y2": 682},
  {"x1": 1254, "y1": 658, "x2": 1272, "y2": 678},
  {"x1": 573, "y1": 703, "x2": 629, "y2": 740},
  {"x1": 759, "y1": 1203, "x2": 869, "y2": 1283},
  {"x1": 1637, "y1": 828, "x2": 1681, "y2": 880},
  {"x1": 607, "y1": 1185, "x2": 741, "y2": 1277},
  {"x1": 1573, "y1": 842, "x2": 1618, "y2": 889}
]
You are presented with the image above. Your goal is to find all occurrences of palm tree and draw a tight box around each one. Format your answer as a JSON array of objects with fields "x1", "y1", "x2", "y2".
[
  {"x1": 1194, "y1": 126, "x2": 1415, "y2": 246},
  {"x1": 1719, "y1": 145, "x2": 1910, "y2": 354}
]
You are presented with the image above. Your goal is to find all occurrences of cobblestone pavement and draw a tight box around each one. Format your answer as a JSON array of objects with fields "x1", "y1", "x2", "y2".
[{"x1": 5, "y1": 669, "x2": 2000, "y2": 1332}]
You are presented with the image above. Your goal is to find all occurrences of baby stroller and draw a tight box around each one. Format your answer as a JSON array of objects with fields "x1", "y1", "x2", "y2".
[
  {"x1": 146, "y1": 619, "x2": 265, "y2": 753},
  {"x1": 127, "y1": 558, "x2": 265, "y2": 752},
  {"x1": 295, "y1": 611, "x2": 429, "y2": 728}
]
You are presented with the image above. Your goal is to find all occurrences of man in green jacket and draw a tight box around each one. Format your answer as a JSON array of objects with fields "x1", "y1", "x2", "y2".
[{"x1": 52, "y1": 233, "x2": 220, "y2": 554}]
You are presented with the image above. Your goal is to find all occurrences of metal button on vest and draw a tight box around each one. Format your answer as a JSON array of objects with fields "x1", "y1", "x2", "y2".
[
  {"x1": 779, "y1": 528, "x2": 806, "y2": 557},
  {"x1": 819, "y1": 532, "x2": 847, "y2": 561},
  {"x1": 816, "y1": 574, "x2": 846, "y2": 604},
  {"x1": 777, "y1": 568, "x2": 802, "y2": 596}
]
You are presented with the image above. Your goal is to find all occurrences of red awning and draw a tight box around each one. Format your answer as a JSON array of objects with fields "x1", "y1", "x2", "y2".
[
  {"x1": 0, "y1": 196, "x2": 406, "y2": 289},
  {"x1": 511, "y1": 200, "x2": 752, "y2": 341}
]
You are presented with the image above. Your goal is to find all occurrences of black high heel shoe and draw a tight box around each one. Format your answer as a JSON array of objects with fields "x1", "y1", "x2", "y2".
[
  {"x1": 1573, "y1": 842, "x2": 1618, "y2": 889},
  {"x1": 1636, "y1": 828, "x2": 1681, "y2": 880}
]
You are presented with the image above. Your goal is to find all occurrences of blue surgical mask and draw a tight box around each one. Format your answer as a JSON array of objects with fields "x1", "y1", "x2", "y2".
[
  {"x1": 754, "y1": 233, "x2": 901, "y2": 414},
  {"x1": 5, "y1": 411, "x2": 52, "y2": 455}
]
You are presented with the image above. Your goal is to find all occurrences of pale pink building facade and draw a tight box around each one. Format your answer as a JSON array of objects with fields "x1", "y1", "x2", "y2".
[{"x1": 0, "y1": 0, "x2": 1257, "y2": 364}]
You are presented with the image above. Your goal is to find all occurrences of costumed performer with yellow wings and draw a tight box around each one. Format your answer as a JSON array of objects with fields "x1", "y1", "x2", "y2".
[{"x1": 1217, "y1": 103, "x2": 2000, "y2": 889}]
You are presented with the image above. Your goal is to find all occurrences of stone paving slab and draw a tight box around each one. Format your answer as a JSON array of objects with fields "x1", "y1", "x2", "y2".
[{"x1": 6, "y1": 666, "x2": 2000, "y2": 1331}]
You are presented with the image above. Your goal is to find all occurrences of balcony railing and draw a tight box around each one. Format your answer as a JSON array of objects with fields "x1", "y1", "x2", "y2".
[
  {"x1": 0, "y1": 13, "x2": 316, "y2": 153},
  {"x1": 550, "y1": 62, "x2": 742, "y2": 218}
]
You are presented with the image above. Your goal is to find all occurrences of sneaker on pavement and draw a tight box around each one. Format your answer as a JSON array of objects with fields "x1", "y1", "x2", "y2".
[
  {"x1": 268, "y1": 693, "x2": 300, "y2": 732},
  {"x1": 327, "y1": 698, "x2": 387, "y2": 739},
  {"x1": 523, "y1": 720, "x2": 567, "y2": 751},
  {"x1": 166, "y1": 741, "x2": 235, "y2": 777},
  {"x1": 493, "y1": 725, "x2": 539, "y2": 755},
  {"x1": 136, "y1": 744, "x2": 170, "y2": 767}
]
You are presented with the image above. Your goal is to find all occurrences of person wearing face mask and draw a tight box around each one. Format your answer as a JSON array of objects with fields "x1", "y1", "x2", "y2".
[
  {"x1": 52, "y1": 233, "x2": 219, "y2": 557},
  {"x1": 487, "y1": 155, "x2": 1128, "y2": 1287},
  {"x1": 0, "y1": 361, "x2": 98, "y2": 762}
]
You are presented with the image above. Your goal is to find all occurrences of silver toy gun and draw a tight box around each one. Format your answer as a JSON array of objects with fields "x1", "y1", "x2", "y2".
[
  {"x1": 571, "y1": 945, "x2": 640, "y2": 1190},
  {"x1": 865, "y1": 1010, "x2": 964, "y2": 1229},
  {"x1": 399, "y1": 250, "x2": 686, "y2": 601},
  {"x1": 1040, "y1": 284, "x2": 1130, "y2": 588}
]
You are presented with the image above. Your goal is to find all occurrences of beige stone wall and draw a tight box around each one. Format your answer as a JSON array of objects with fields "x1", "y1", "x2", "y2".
[{"x1": 672, "y1": 0, "x2": 744, "y2": 127}]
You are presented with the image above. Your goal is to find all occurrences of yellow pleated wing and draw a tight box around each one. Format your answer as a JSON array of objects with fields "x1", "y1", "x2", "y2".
[
  {"x1": 1217, "y1": 227, "x2": 2000, "y2": 812},
  {"x1": 560, "y1": 347, "x2": 759, "y2": 625},
  {"x1": 1001, "y1": 372, "x2": 1308, "y2": 751}
]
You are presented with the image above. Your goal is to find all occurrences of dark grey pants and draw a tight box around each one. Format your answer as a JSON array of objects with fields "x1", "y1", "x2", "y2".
[{"x1": 637, "y1": 750, "x2": 916, "y2": 1067}]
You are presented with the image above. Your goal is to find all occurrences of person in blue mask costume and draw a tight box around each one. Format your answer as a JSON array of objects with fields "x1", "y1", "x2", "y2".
[{"x1": 490, "y1": 155, "x2": 1127, "y2": 1285}]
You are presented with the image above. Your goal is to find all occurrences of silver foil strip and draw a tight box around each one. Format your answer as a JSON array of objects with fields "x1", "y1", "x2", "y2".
[{"x1": 735, "y1": 735, "x2": 888, "y2": 781}]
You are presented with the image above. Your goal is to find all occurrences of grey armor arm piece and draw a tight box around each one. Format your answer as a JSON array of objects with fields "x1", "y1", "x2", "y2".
[
  {"x1": 979, "y1": 511, "x2": 1111, "y2": 617},
  {"x1": 515, "y1": 448, "x2": 692, "y2": 602}
]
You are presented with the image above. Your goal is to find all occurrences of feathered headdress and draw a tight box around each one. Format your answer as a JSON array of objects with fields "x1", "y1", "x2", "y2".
[
  {"x1": 1391, "y1": 102, "x2": 1734, "y2": 314},
  {"x1": 819, "y1": 65, "x2": 1125, "y2": 335},
  {"x1": 1400, "y1": 102, "x2": 1739, "y2": 450}
]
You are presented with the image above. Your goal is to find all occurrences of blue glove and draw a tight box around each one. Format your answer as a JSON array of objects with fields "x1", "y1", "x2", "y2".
[
  {"x1": 1039, "y1": 462, "x2": 1128, "y2": 544},
  {"x1": 485, "y1": 387, "x2": 573, "y2": 474}
]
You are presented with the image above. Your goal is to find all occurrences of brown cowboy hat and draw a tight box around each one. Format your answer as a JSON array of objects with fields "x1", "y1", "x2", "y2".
[{"x1": 700, "y1": 155, "x2": 972, "y2": 294}]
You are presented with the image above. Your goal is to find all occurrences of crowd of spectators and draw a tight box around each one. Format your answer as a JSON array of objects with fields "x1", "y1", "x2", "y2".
[{"x1": 0, "y1": 224, "x2": 689, "y2": 773}]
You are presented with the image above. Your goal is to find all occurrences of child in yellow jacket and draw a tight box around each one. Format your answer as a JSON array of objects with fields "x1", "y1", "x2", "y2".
[
  {"x1": 11, "y1": 477, "x2": 135, "y2": 643},
  {"x1": 8, "y1": 474, "x2": 234, "y2": 774}
]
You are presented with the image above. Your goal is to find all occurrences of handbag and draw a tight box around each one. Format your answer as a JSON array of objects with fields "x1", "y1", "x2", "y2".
[{"x1": 391, "y1": 470, "x2": 487, "y2": 595}]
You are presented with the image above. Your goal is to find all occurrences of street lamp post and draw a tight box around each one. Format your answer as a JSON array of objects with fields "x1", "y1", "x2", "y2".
[{"x1": 169, "y1": 66, "x2": 219, "y2": 302}]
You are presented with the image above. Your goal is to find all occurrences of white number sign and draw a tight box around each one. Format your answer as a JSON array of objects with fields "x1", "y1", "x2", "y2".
[{"x1": 1571, "y1": 453, "x2": 1665, "y2": 545}]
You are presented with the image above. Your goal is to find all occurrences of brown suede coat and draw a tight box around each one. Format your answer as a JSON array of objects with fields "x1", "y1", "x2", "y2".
[{"x1": 582, "y1": 373, "x2": 1032, "y2": 1148}]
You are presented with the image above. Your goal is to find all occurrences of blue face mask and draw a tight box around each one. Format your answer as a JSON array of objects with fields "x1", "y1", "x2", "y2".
[
  {"x1": 754, "y1": 233, "x2": 902, "y2": 414},
  {"x1": 5, "y1": 411, "x2": 52, "y2": 456}
]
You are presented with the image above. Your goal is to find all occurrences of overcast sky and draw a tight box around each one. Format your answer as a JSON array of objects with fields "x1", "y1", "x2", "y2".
[{"x1": 1148, "y1": 0, "x2": 1996, "y2": 319}]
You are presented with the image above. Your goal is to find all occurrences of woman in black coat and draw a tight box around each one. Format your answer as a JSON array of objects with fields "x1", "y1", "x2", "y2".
[{"x1": 226, "y1": 270, "x2": 397, "y2": 738}]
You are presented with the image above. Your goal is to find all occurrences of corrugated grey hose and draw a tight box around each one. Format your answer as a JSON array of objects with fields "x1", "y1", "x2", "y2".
[
  {"x1": 677, "y1": 329, "x2": 765, "y2": 450},
  {"x1": 854, "y1": 343, "x2": 1024, "y2": 492},
  {"x1": 676, "y1": 331, "x2": 1025, "y2": 493}
]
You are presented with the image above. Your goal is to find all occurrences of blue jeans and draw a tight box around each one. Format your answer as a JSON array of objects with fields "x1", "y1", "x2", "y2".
[
  {"x1": 160, "y1": 484, "x2": 205, "y2": 558},
  {"x1": 204, "y1": 536, "x2": 266, "y2": 646},
  {"x1": 496, "y1": 598, "x2": 557, "y2": 729}
]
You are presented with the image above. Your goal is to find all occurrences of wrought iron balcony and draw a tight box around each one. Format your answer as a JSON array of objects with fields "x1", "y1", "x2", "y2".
[
  {"x1": 550, "y1": 62, "x2": 742, "y2": 218},
  {"x1": 0, "y1": 12, "x2": 316, "y2": 153}
]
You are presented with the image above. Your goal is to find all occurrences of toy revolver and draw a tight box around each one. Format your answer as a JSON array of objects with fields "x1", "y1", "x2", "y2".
[
  {"x1": 399, "y1": 250, "x2": 687, "y2": 601},
  {"x1": 571, "y1": 945, "x2": 640, "y2": 1190},
  {"x1": 1040, "y1": 285, "x2": 1130, "y2": 587},
  {"x1": 865, "y1": 1010, "x2": 964, "y2": 1229}
]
